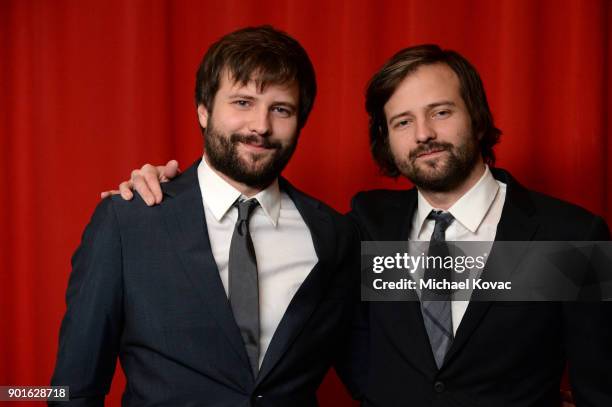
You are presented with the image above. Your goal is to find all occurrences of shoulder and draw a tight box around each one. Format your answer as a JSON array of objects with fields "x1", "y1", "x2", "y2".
[
  {"x1": 350, "y1": 188, "x2": 416, "y2": 218},
  {"x1": 106, "y1": 191, "x2": 159, "y2": 219},
  {"x1": 90, "y1": 191, "x2": 172, "y2": 239},
  {"x1": 109, "y1": 161, "x2": 199, "y2": 219},
  {"x1": 280, "y1": 177, "x2": 346, "y2": 221},
  {"x1": 493, "y1": 167, "x2": 609, "y2": 240},
  {"x1": 85, "y1": 194, "x2": 150, "y2": 232},
  {"x1": 346, "y1": 188, "x2": 417, "y2": 241},
  {"x1": 524, "y1": 189, "x2": 610, "y2": 240},
  {"x1": 491, "y1": 168, "x2": 610, "y2": 241},
  {"x1": 351, "y1": 188, "x2": 416, "y2": 210},
  {"x1": 527, "y1": 188, "x2": 595, "y2": 219}
]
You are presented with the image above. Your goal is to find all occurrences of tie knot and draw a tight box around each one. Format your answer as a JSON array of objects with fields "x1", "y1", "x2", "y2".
[
  {"x1": 428, "y1": 210, "x2": 455, "y2": 238},
  {"x1": 235, "y1": 199, "x2": 259, "y2": 222}
]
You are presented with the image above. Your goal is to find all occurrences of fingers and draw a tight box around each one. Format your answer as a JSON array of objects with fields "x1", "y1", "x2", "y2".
[
  {"x1": 161, "y1": 159, "x2": 180, "y2": 180},
  {"x1": 130, "y1": 170, "x2": 154, "y2": 206},
  {"x1": 137, "y1": 164, "x2": 163, "y2": 205},
  {"x1": 118, "y1": 181, "x2": 135, "y2": 202},
  {"x1": 102, "y1": 160, "x2": 175, "y2": 205},
  {"x1": 100, "y1": 190, "x2": 120, "y2": 199}
]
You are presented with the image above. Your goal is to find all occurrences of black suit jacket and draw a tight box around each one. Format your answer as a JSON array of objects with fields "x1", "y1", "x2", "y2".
[
  {"x1": 347, "y1": 168, "x2": 612, "y2": 407},
  {"x1": 51, "y1": 161, "x2": 358, "y2": 406}
]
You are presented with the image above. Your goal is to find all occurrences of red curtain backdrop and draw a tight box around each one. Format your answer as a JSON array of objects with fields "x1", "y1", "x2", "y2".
[{"x1": 1, "y1": 0, "x2": 610, "y2": 405}]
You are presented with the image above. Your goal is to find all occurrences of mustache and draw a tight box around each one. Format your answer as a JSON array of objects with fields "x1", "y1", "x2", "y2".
[
  {"x1": 230, "y1": 133, "x2": 281, "y2": 150},
  {"x1": 409, "y1": 142, "x2": 453, "y2": 160}
]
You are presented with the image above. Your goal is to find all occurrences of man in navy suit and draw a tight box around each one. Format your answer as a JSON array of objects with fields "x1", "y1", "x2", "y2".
[
  {"x1": 115, "y1": 44, "x2": 611, "y2": 406},
  {"x1": 51, "y1": 26, "x2": 357, "y2": 406}
]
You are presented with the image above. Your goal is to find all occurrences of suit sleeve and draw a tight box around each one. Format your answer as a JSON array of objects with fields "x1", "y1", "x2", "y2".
[
  {"x1": 333, "y1": 195, "x2": 370, "y2": 400},
  {"x1": 564, "y1": 215, "x2": 612, "y2": 406},
  {"x1": 50, "y1": 198, "x2": 124, "y2": 406}
]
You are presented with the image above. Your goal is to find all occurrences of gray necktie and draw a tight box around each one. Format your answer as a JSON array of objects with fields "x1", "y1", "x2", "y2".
[
  {"x1": 228, "y1": 198, "x2": 260, "y2": 378},
  {"x1": 421, "y1": 210, "x2": 455, "y2": 369}
]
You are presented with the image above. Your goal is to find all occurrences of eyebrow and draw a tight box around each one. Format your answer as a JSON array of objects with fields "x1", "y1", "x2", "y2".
[
  {"x1": 228, "y1": 93, "x2": 256, "y2": 101},
  {"x1": 272, "y1": 101, "x2": 298, "y2": 111},
  {"x1": 387, "y1": 100, "x2": 457, "y2": 124}
]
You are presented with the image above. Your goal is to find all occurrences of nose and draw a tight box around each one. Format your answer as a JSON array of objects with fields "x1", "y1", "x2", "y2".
[
  {"x1": 248, "y1": 107, "x2": 271, "y2": 136},
  {"x1": 414, "y1": 118, "x2": 435, "y2": 143}
]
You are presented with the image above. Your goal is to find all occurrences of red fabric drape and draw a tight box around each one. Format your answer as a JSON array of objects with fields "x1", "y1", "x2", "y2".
[{"x1": 1, "y1": 1, "x2": 610, "y2": 405}]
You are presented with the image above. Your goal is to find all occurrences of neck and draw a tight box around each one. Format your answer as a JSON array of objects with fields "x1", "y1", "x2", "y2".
[
  {"x1": 203, "y1": 155, "x2": 267, "y2": 198},
  {"x1": 419, "y1": 160, "x2": 486, "y2": 210}
]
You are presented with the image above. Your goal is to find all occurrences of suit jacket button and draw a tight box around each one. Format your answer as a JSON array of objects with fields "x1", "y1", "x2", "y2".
[{"x1": 434, "y1": 381, "x2": 445, "y2": 393}]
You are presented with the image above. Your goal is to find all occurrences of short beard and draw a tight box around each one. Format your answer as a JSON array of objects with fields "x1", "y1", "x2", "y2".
[
  {"x1": 204, "y1": 119, "x2": 297, "y2": 190},
  {"x1": 395, "y1": 138, "x2": 480, "y2": 192}
]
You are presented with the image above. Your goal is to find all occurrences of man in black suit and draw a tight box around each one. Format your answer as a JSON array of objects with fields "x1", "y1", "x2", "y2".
[
  {"x1": 51, "y1": 26, "x2": 357, "y2": 406},
  {"x1": 347, "y1": 44, "x2": 611, "y2": 406},
  {"x1": 110, "y1": 45, "x2": 611, "y2": 405}
]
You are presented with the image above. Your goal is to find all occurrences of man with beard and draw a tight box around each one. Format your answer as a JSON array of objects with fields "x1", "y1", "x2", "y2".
[
  {"x1": 114, "y1": 44, "x2": 611, "y2": 406},
  {"x1": 51, "y1": 26, "x2": 357, "y2": 406},
  {"x1": 349, "y1": 45, "x2": 612, "y2": 406}
]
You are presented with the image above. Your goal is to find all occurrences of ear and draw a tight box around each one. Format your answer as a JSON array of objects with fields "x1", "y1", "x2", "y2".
[{"x1": 197, "y1": 104, "x2": 209, "y2": 129}]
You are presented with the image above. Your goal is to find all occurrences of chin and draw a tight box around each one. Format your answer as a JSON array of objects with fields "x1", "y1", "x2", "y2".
[
  {"x1": 239, "y1": 154, "x2": 274, "y2": 170},
  {"x1": 416, "y1": 160, "x2": 449, "y2": 176}
]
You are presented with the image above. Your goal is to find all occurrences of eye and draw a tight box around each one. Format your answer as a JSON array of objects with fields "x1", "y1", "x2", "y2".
[
  {"x1": 271, "y1": 106, "x2": 293, "y2": 118},
  {"x1": 393, "y1": 118, "x2": 412, "y2": 129},
  {"x1": 433, "y1": 109, "x2": 451, "y2": 119},
  {"x1": 232, "y1": 100, "x2": 251, "y2": 108}
]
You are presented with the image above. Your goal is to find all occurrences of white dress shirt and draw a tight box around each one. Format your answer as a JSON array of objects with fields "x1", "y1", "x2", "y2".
[
  {"x1": 197, "y1": 158, "x2": 318, "y2": 366},
  {"x1": 409, "y1": 165, "x2": 507, "y2": 334}
]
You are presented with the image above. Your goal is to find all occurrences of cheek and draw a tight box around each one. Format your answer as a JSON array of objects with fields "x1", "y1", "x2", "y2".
[
  {"x1": 388, "y1": 132, "x2": 414, "y2": 157},
  {"x1": 440, "y1": 116, "x2": 472, "y2": 141},
  {"x1": 212, "y1": 107, "x2": 248, "y2": 132},
  {"x1": 271, "y1": 119, "x2": 298, "y2": 143}
]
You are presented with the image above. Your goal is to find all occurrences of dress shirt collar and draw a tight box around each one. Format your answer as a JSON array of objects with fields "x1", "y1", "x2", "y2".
[
  {"x1": 415, "y1": 165, "x2": 500, "y2": 237},
  {"x1": 197, "y1": 157, "x2": 281, "y2": 227}
]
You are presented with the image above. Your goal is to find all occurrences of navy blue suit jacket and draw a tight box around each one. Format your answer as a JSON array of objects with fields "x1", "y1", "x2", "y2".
[{"x1": 51, "y1": 161, "x2": 358, "y2": 406}]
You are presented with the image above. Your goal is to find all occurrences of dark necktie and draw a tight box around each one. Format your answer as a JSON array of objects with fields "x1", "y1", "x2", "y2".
[
  {"x1": 228, "y1": 198, "x2": 260, "y2": 378},
  {"x1": 421, "y1": 210, "x2": 455, "y2": 369}
]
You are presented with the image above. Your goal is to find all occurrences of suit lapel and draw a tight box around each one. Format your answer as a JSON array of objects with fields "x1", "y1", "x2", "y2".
[
  {"x1": 160, "y1": 161, "x2": 252, "y2": 374},
  {"x1": 443, "y1": 169, "x2": 539, "y2": 366},
  {"x1": 372, "y1": 190, "x2": 440, "y2": 376},
  {"x1": 256, "y1": 178, "x2": 336, "y2": 383}
]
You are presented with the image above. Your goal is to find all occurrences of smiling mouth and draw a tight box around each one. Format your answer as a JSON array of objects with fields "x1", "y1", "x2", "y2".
[
  {"x1": 231, "y1": 133, "x2": 282, "y2": 154},
  {"x1": 238, "y1": 140, "x2": 276, "y2": 152},
  {"x1": 416, "y1": 149, "x2": 446, "y2": 159}
]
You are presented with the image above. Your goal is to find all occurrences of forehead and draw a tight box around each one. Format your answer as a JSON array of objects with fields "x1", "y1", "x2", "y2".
[
  {"x1": 217, "y1": 70, "x2": 299, "y2": 101},
  {"x1": 384, "y1": 63, "x2": 463, "y2": 116}
]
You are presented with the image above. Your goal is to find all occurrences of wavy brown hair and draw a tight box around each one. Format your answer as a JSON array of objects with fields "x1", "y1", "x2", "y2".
[
  {"x1": 366, "y1": 44, "x2": 501, "y2": 177},
  {"x1": 195, "y1": 25, "x2": 316, "y2": 129}
]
